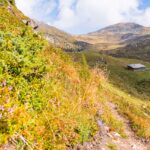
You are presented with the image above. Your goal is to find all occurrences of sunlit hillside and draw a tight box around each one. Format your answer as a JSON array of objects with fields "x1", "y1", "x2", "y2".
[
  {"x1": 0, "y1": 1, "x2": 150, "y2": 150},
  {"x1": 0, "y1": 1, "x2": 110, "y2": 149}
]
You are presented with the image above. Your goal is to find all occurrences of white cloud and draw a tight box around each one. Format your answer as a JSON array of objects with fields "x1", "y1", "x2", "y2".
[
  {"x1": 16, "y1": 0, "x2": 57, "y2": 21},
  {"x1": 15, "y1": 0, "x2": 150, "y2": 34}
]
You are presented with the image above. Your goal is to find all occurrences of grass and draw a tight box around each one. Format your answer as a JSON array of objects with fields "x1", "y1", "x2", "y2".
[
  {"x1": 70, "y1": 51, "x2": 150, "y2": 100},
  {"x1": 1, "y1": 2, "x2": 150, "y2": 149},
  {"x1": 0, "y1": 3, "x2": 108, "y2": 149},
  {"x1": 107, "y1": 143, "x2": 117, "y2": 150},
  {"x1": 106, "y1": 84, "x2": 150, "y2": 138},
  {"x1": 70, "y1": 51, "x2": 150, "y2": 139}
]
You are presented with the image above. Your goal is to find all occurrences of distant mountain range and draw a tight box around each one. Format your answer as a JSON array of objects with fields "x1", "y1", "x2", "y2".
[{"x1": 36, "y1": 22, "x2": 150, "y2": 61}]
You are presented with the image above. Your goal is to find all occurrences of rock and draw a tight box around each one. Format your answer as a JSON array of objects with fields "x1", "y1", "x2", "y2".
[
  {"x1": 22, "y1": 19, "x2": 39, "y2": 30},
  {"x1": 22, "y1": 19, "x2": 29, "y2": 25},
  {"x1": 141, "y1": 138, "x2": 150, "y2": 144},
  {"x1": 104, "y1": 126, "x2": 110, "y2": 132},
  {"x1": 107, "y1": 133, "x2": 113, "y2": 138},
  {"x1": 76, "y1": 145, "x2": 82, "y2": 150},
  {"x1": 97, "y1": 120, "x2": 104, "y2": 127},
  {"x1": 131, "y1": 144, "x2": 137, "y2": 149},
  {"x1": 2, "y1": 143, "x2": 16, "y2": 150},
  {"x1": 113, "y1": 132, "x2": 121, "y2": 138}
]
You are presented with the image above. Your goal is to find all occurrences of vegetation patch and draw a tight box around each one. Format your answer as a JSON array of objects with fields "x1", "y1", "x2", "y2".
[
  {"x1": 70, "y1": 51, "x2": 150, "y2": 139},
  {"x1": 0, "y1": 3, "x2": 107, "y2": 149}
]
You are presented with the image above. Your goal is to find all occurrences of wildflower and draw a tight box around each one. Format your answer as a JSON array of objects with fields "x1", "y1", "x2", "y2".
[
  {"x1": 2, "y1": 79, "x2": 6, "y2": 87},
  {"x1": 8, "y1": 106, "x2": 16, "y2": 115},
  {"x1": 0, "y1": 105, "x2": 4, "y2": 111},
  {"x1": 8, "y1": 108, "x2": 14, "y2": 115},
  {"x1": 6, "y1": 97, "x2": 10, "y2": 103},
  {"x1": 8, "y1": 86, "x2": 13, "y2": 91}
]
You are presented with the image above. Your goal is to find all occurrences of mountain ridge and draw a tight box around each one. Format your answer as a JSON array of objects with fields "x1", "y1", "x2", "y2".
[{"x1": 88, "y1": 23, "x2": 145, "y2": 35}]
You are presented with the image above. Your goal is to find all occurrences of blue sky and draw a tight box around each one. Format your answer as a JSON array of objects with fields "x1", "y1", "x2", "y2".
[
  {"x1": 141, "y1": 0, "x2": 150, "y2": 8},
  {"x1": 16, "y1": 0, "x2": 150, "y2": 34}
]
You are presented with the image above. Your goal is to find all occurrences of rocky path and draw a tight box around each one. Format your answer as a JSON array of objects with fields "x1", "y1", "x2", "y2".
[{"x1": 74, "y1": 102, "x2": 150, "y2": 150}]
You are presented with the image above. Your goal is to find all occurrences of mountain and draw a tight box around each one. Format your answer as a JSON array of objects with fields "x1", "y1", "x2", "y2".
[
  {"x1": 89, "y1": 23, "x2": 144, "y2": 34},
  {"x1": 35, "y1": 21, "x2": 81, "y2": 51},
  {"x1": 77, "y1": 23, "x2": 150, "y2": 43},
  {"x1": 35, "y1": 21, "x2": 92, "y2": 52},
  {"x1": 104, "y1": 37, "x2": 150, "y2": 61},
  {"x1": 75, "y1": 23, "x2": 150, "y2": 61},
  {"x1": 34, "y1": 22, "x2": 150, "y2": 58}
]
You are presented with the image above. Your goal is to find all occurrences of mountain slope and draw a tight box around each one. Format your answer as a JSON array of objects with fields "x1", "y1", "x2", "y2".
[
  {"x1": 1, "y1": 1, "x2": 150, "y2": 149},
  {"x1": 103, "y1": 37, "x2": 150, "y2": 61},
  {"x1": 36, "y1": 21, "x2": 93, "y2": 52},
  {"x1": 89, "y1": 23, "x2": 144, "y2": 34},
  {"x1": 75, "y1": 23, "x2": 150, "y2": 61},
  {"x1": 33, "y1": 22, "x2": 150, "y2": 60},
  {"x1": 36, "y1": 21, "x2": 81, "y2": 51},
  {"x1": 0, "y1": 1, "x2": 117, "y2": 149},
  {"x1": 70, "y1": 51, "x2": 150, "y2": 141}
]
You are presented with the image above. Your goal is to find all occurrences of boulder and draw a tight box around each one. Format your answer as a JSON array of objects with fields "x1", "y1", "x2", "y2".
[{"x1": 22, "y1": 19, "x2": 39, "y2": 30}]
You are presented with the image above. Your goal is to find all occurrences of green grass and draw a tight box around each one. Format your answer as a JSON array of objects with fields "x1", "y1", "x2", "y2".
[
  {"x1": 70, "y1": 51, "x2": 150, "y2": 138},
  {"x1": 1, "y1": 2, "x2": 150, "y2": 149},
  {"x1": 107, "y1": 143, "x2": 117, "y2": 150},
  {"x1": 0, "y1": 3, "x2": 107, "y2": 149},
  {"x1": 70, "y1": 51, "x2": 150, "y2": 100}
]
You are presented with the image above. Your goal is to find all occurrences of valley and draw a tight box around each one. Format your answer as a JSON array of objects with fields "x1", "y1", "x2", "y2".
[
  {"x1": 38, "y1": 21, "x2": 150, "y2": 61},
  {"x1": 37, "y1": 21, "x2": 150, "y2": 100}
]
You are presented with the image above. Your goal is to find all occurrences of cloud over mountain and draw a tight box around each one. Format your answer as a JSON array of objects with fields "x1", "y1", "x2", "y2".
[{"x1": 16, "y1": 0, "x2": 150, "y2": 34}]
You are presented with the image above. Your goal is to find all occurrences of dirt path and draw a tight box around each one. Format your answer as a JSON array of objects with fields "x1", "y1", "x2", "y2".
[{"x1": 74, "y1": 102, "x2": 149, "y2": 150}]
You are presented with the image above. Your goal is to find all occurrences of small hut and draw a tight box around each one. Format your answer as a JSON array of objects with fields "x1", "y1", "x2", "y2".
[{"x1": 127, "y1": 64, "x2": 146, "y2": 71}]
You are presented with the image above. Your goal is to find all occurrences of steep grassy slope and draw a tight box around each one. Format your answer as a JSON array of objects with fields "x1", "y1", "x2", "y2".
[
  {"x1": 70, "y1": 51, "x2": 150, "y2": 139},
  {"x1": 0, "y1": 2, "x2": 108, "y2": 149},
  {"x1": 1, "y1": 1, "x2": 150, "y2": 149},
  {"x1": 0, "y1": 2, "x2": 129, "y2": 150},
  {"x1": 71, "y1": 51, "x2": 150, "y2": 100}
]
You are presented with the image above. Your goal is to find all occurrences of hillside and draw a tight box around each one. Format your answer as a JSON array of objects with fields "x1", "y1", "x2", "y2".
[
  {"x1": 103, "y1": 37, "x2": 150, "y2": 62},
  {"x1": 36, "y1": 21, "x2": 93, "y2": 52},
  {"x1": 89, "y1": 23, "x2": 145, "y2": 34},
  {"x1": 70, "y1": 51, "x2": 150, "y2": 147},
  {"x1": 23, "y1": 21, "x2": 150, "y2": 60},
  {"x1": 35, "y1": 21, "x2": 82, "y2": 52},
  {"x1": 71, "y1": 51, "x2": 150, "y2": 100},
  {"x1": 0, "y1": 2, "x2": 105, "y2": 149},
  {"x1": 0, "y1": 1, "x2": 150, "y2": 150},
  {"x1": 76, "y1": 23, "x2": 150, "y2": 58}
]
